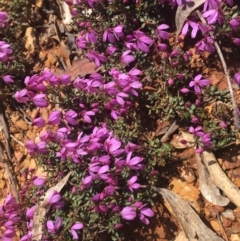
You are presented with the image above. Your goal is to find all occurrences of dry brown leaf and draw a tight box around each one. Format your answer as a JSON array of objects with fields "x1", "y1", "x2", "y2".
[
  {"x1": 196, "y1": 154, "x2": 230, "y2": 206},
  {"x1": 32, "y1": 172, "x2": 72, "y2": 241},
  {"x1": 153, "y1": 187, "x2": 224, "y2": 241},
  {"x1": 53, "y1": 58, "x2": 98, "y2": 80},
  {"x1": 175, "y1": 0, "x2": 205, "y2": 36}
]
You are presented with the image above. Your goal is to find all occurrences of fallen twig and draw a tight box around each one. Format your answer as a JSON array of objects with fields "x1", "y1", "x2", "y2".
[
  {"x1": 160, "y1": 120, "x2": 180, "y2": 142},
  {"x1": 196, "y1": 10, "x2": 240, "y2": 129},
  {"x1": 200, "y1": 151, "x2": 240, "y2": 207},
  {"x1": 0, "y1": 141, "x2": 19, "y2": 203}
]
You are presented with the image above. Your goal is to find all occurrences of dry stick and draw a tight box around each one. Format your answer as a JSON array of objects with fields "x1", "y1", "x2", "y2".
[
  {"x1": 0, "y1": 142, "x2": 19, "y2": 203},
  {"x1": 0, "y1": 105, "x2": 19, "y2": 202},
  {"x1": 196, "y1": 10, "x2": 240, "y2": 129},
  {"x1": 160, "y1": 120, "x2": 180, "y2": 142}
]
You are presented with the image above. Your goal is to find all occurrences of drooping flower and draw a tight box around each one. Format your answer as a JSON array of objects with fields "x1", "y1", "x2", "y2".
[
  {"x1": 233, "y1": 72, "x2": 240, "y2": 84},
  {"x1": 202, "y1": 9, "x2": 220, "y2": 25},
  {"x1": 48, "y1": 110, "x2": 62, "y2": 125},
  {"x1": 87, "y1": 50, "x2": 107, "y2": 66},
  {"x1": 121, "y1": 206, "x2": 136, "y2": 220},
  {"x1": 181, "y1": 20, "x2": 206, "y2": 38},
  {"x1": 48, "y1": 190, "x2": 64, "y2": 209},
  {"x1": 157, "y1": 24, "x2": 170, "y2": 40},
  {"x1": 3, "y1": 75, "x2": 14, "y2": 84},
  {"x1": 65, "y1": 110, "x2": 78, "y2": 125},
  {"x1": 33, "y1": 177, "x2": 46, "y2": 187},
  {"x1": 32, "y1": 117, "x2": 45, "y2": 127},
  {"x1": 71, "y1": 222, "x2": 84, "y2": 240},
  {"x1": 15, "y1": 89, "x2": 29, "y2": 103},
  {"x1": 195, "y1": 36, "x2": 215, "y2": 54},
  {"x1": 137, "y1": 205, "x2": 155, "y2": 225},
  {"x1": 33, "y1": 94, "x2": 48, "y2": 107},
  {"x1": 26, "y1": 206, "x2": 35, "y2": 219},
  {"x1": 85, "y1": 29, "x2": 98, "y2": 44},
  {"x1": 47, "y1": 217, "x2": 62, "y2": 234},
  {"x1": 127, "y1": 176, "x2": 141, "y2": 192},
  {"x1": 0, "y1": 11, "x2": 8, "y2": 28},
  {"x1": 120, "y1": 50, "x2": 135, "y2": 65},
  {"x1": 233, "y1": 38, "x2": 240, "y2": 46}
]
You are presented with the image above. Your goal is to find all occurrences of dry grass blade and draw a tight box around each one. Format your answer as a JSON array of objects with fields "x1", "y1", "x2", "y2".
[
  {"x1": 175, "y1": 0, "x2": 205, "y2": 36},
  {"x1": 32, "y1": 172, "x2": 72, "y2": 241},
  {"x1": 153, "y1": 187, "x2": 224, "y2": 241}
]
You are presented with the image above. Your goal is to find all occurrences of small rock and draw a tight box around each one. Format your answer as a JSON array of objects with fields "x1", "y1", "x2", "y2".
[
  {"x1": 230, "y1": 234, "x2": 240, "y2": 241},
  {"x1": 222, "y1": 209, "x2": 235, "y2": 221},
  {"x1": 214, "y1": 205, "x2": 225, "y2": 212},
  {"x1": 14, "y1": 119, "x2": 28, "y2": 131},
  {"x1": 170, "y1": 179, "x2": 201, "y2": 213},
  {"x1": 222, "y1": 217, "x2": 232, "y2": 227},
  {"x1": 210, "y1": 220, "x2": 221, "y2": 233}
]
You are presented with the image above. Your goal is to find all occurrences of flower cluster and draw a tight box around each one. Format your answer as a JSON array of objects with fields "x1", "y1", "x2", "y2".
[
  {"x1": 189, "y1": 126, "x2": 213, "y2": 153},
  {"x1": 0, "y1": 195, "x2": 20, "y2": 241}
]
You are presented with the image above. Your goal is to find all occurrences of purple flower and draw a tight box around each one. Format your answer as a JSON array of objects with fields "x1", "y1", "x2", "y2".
[
  {"x1": 80, "y1": 176, "x2": 92, "y2": 190},
  {"x1": 26, "y1": 206, "x2": 35, "y2": 220},
  {"x1": 65, "y1": 109, "x2": 78, "y2": 125},
  {"x1": 33, "y1": 94, "x2": 48, "y2": 107},
  {"x1": 189, "y1": 126, "x2": 204, "y2": 137},
  {"x1": 103, "y1": 25, "x2": 124, "y2": 43},
  {"x1": 229, "y1": 18, "x2": 240, "y2": 30},
  {"x1": 32, "y1": 117, "x2": 45, "y2": 127},
  {"x1": 198, "y1": 132, "x2": 213, "y2": 148},
  {"x1": 3, "y1": 75, "x2": 14, "y2": 84},
  {"x1": 76, "y1": 35, "x2": 87, "y2": 49},
  {"x1": 127, "y1": 176, "x2": 140, "y2": 192},
  {"x1": 233, "y1": 72, "x2": 240, "y2": 84},
  {"x1": 15, "y1": 89, "x2": 29, "y2": 103},
  {"x1": 81, "y1": 110, "x2": 95, "y2": 123},
  {"x1": 61, "y1": 74, "x2": 71, "y2": 85},
  {"x1": 87, "y1": 50, "x2": 107, "y2": 67},
  {"x1": 138, "y1": 205, "x2": 155, "y2": 225},
  {"x1": 189, "y1": 74, "x2": 210, "y2": 94},
  {"x1": 126, "y1": 30, "x2": 153, "y2": 53},
  {"x1": 47, "y1": 217, "x2": 62, "y2": 234},
  {"x1": 220, "y1": 121, "x2": 227, "y2": 128},
  {"x1": 71, "y1": 222, "x2": 84, "y2": 240},
  {"x1": 121, "y1": 206, "x2": 136, "y2": 220},
  {"x1": 0, "y1": 11, "x2": 8, "y2": 28},
  {"x1": 203, "y1": 0, "x2": 220, "y2": 12},
  {"x1": 48, "y1": 110, "x2": 62, "y2": 125},
  {"x1": 48, "y1": 190, "x2": 64, "y2": 209},
  {"x1": 195, "y1": 36, "x2": 215, "y2": 54},
  {"x1": 106, "y1": 46, "x2": 117, "y2": 56},
  {"x1": 180, "y1": 88, "x2": 190, "y2": 94},
  {"x1": 85, "y1": 30, "x2": 98, "y2": 44},
  {"x1": 125, "y1": 152, "x2": 144, "y2": 170},
  {"x1": 233, "y1": 38, "x2": 240, "y2": 46},
  {"x1": 223, "y1": 0, "x2": 233, "y2": 6},
  {"x1": 182, "y1": 20, "x2": 206, "y2": 38},
  {"x1": 33, "y1": 177, "x2": 46, "y2": 187},
  {"x1": 121, "y1": 50, "x2": 135, "y2": 65},
  {"x1": 157, "y1": 24, "x2": 170, "y2": 40},
  {"x1": 202, "y1": 9, "x2": 219, "y2": 25}
]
